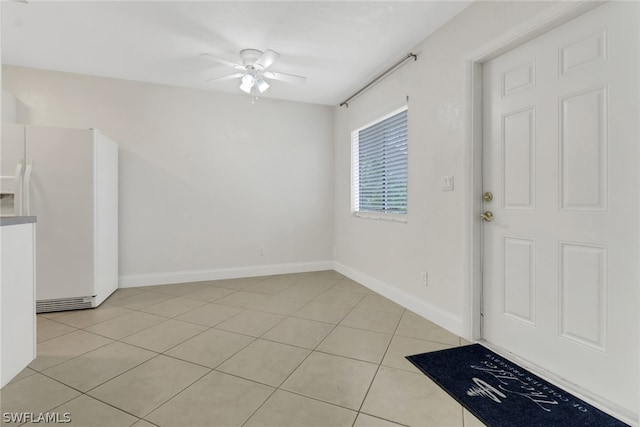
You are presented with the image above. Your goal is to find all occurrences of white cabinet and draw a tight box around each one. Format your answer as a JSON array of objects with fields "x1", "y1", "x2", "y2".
[{"x1": 1, "y1": 217, "x2": 36, "y2": 388}]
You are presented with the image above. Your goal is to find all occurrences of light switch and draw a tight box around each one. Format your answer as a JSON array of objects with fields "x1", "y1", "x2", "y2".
[{"x1": 442, "y1": 175, "x2": 454, "y2": 191}]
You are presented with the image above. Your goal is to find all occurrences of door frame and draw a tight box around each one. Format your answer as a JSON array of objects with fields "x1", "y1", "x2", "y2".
[
  {"x1": 463, "y1": 0, "x2": 605, "y2": 341},
  {"x1": 461, "y1": 1, "x2": 638, "y2": 422}
]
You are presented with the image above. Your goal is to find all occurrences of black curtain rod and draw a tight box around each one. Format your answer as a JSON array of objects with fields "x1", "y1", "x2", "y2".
[{"x1": 339, "y1": 52, "x2": 418, "y2": 108}]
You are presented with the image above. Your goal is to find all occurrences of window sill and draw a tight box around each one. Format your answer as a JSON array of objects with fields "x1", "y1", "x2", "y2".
[{"x1": 351, "y1": 212, "x2": 408, "y2": 223}]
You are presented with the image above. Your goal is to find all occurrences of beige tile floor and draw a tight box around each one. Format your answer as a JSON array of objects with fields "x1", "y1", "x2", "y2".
[{"x1": 0, "y1": 270, "x2": 486, "y2": 427}]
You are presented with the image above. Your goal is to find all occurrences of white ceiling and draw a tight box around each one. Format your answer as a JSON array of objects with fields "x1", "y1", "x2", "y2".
[{"x1": 1, "y1": 1, "x2": 471, "y2": 106}]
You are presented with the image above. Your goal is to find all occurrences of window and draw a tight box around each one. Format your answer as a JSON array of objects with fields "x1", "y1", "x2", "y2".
[{"x1": 351, "y1": 107, "x2": 408, "y2": 218}]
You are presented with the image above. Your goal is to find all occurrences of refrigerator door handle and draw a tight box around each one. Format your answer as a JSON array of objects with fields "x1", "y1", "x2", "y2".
[
  {"x1": 1, "y1": 163, "x2": 24, "y2": 216},
  {"x1": 23, "y1": 159, "x2": 32, "y2": 216},
  {"x1": 13, "y1": 162, "x2": 24, "y2": 216}
]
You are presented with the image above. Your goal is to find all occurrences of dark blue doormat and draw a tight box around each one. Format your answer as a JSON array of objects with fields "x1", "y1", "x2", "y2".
[{"x1": 406, "y1": 344, "x2": 629, "y2": 427}]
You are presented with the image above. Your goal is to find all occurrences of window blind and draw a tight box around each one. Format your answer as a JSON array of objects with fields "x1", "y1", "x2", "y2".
[{"x1": 351, "y1": 108, "x2": 408, "y2": 214}]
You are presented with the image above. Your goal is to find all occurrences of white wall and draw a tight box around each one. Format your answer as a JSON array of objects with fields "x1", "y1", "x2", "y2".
[
  {"x1": 3, "y1": 67, "x2": 334, "y2": 285},
  {"x1": 2, "y1": 1, "x2": 575, "y2": 332},
  {"x1": 333, "y1": 1, "x2": 565, "y2": 335},
  {"x1": 2, "y1": 89, "x2": 29, "y2": 123}
]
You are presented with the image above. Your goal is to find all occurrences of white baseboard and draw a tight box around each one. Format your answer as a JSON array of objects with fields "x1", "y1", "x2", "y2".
[
  {"x1": 119, "y1": 260, "x2": 334, "y2": 288},
  {"x1": 333, "y1": 261, "x2": 463, "y2": 337},
  {"x1": 120, "y1": 260, "x2": 463, "y2": 338}
]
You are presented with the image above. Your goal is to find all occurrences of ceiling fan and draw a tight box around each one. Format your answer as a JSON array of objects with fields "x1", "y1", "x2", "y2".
[{"x1": 201, "y1": 49, "x2": 306, "y2": 99}]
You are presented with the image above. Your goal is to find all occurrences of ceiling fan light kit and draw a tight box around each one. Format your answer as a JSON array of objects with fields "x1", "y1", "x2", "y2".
[
  {"x1": 239, "y1": 73, "x2": 255, "y2": 93},
  {"x1": 202, "y1": 48, "x2": 306, "y2": 102},
  {"x1": 255, "y1": 78, "x2": 270, "y2": 93}
]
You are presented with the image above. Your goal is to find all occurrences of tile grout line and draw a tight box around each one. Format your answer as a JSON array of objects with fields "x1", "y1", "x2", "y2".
[
  {"x1": 29, "y1": 337, "x2": 115, "y2": 373},
  {"x1": 132, "y1": 316, "x2": 282, "y2": 421},
  {"x1": 21, "y1": 271, "x2": 448, "y2": 427},
  {"x1": 33, "y1": 289, "x2": 259, "y2": 423},
  {"x1": 7, "y1": 375, "x2": 83, "y2": 427},
  {"x1": 351, "y1": 307, "x2": 407, "y2": 426},
  {"x1": 38, "y1": 350, "x2": 159, "y2": 396},
  {"x1": 238, "y1": 289, "x2": 366, "y2": 427},
  {"x1": 83, "y1": 352, "x2": 214, "y2": 422},
  {"x1": 138, "y1": 274, "x2": 332, "y2": 425}
]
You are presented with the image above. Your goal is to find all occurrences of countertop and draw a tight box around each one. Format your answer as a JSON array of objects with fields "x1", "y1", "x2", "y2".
[{"x1": 0, "y1": 216, "x2": 37, "y2": 227}]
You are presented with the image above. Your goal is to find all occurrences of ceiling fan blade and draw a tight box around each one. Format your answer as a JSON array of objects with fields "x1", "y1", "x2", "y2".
[
  {"x1": 263, "y1": 70, "x2": 306, "y2": 84},
  {"x1": 206, "y1": 73, "x2": 244, "y2": 83},
  {"x1": 255, "y1": 49, "x2": 280, "y2": 70},
  {"x1": 200, "y1": 53, "x2": 245, "y2": 71}
]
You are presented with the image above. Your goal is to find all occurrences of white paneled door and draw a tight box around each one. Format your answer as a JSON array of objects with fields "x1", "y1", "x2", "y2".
[{"x1": 482, "y1": 2, "x2": 639, "y2": 416}]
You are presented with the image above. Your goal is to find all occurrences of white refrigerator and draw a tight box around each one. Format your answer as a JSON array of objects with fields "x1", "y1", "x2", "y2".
[{"x1": 1, "y1": 124, "x2": 118, "y2": 312}]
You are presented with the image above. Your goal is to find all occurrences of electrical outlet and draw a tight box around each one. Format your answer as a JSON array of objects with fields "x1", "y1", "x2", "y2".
[
  {"x1": 260, "y1": 247, "x2": 265, "y2": 256},
  {"x1": 421, "y1": 272, "x2": 428, "y2": 286}
]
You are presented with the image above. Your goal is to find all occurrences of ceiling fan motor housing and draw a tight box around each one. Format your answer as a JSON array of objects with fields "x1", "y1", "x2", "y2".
[{"x1": 240, "y1": 49, "x2": 264, "y2": 67}]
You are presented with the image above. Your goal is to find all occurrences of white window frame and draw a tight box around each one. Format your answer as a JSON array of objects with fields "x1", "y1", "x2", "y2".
[{"x1": 350, "y1": 105, "x2": 408, "y2": 223}]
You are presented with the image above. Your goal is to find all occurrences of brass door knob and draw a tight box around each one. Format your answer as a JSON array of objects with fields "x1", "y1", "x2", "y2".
[
  {"x1": 483, "y1": 192, "x2": 493, "y2": 202},
  {"x1": 480, "y1": 211, "x2": 494, "y2": 222}
]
